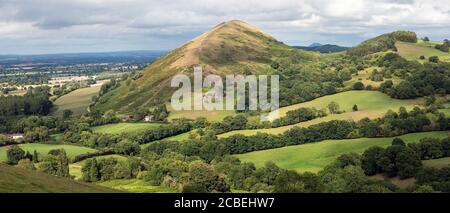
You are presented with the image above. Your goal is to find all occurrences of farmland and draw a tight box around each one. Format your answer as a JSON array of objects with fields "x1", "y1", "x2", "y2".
[
  {"x1": 53, "y1": 85, "x2": 102, "y2": 116},
  {"x1": 219, "y1": 91, "x2": 420, "y2": 137},
  {"x1": 91, "y1": 122, "x2": 165, "y2": 134},
  {"x1": 396, "y1": 41, "x2": 450, "y2": 62},
  {"x1": 234, "y1": 131, "x2": 450, "y2": 173},
  {"x1": 0, "y1": 144, "x2": 97, "y2": 162}
]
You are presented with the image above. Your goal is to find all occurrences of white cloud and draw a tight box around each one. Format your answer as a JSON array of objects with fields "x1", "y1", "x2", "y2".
[{"x1": 0, "y1": 0, "x2": 448, "y2": 54}]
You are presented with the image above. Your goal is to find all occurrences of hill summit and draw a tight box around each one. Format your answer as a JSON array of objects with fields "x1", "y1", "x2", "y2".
[{"x1": 95, "y1": 20, "x2": 304, "y2": 112}]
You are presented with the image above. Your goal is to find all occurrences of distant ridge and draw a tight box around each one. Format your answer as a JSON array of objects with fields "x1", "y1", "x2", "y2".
[
  {"x1": 308, "y1": 43, "x2": 323, "y2": 48},
  {"x1": 293, "y1": 44, "x2": 349, "y2": 53}
]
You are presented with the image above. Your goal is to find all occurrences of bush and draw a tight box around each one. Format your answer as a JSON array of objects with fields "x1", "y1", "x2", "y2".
[
  {"x1": 352, "y1": 82, "x2": 365, "y2": 90},
  {"x1": 392, "y1": 138, "x2": 405, "y2": 146},
  {"x1": 429, "y1": 56, "x2": 439, "y2": 63},
  {"x1": 6, "y1": 146, "x2": 25, "y2": 165}
]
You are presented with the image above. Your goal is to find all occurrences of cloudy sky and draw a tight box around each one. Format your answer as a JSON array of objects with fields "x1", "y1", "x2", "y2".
[{"x1": 0, "y1": 0, "x2": 449, "y2": 54}]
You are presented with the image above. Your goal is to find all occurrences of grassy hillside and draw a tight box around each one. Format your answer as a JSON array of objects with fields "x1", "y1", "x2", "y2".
[
  {"x1": 219, "y1": 91, "x2": 420, "y2": 137},
  {"x1": 347, "y1": 31, "x2": 417, "y2": 56},
  {"x1": 91, "y1": 122, "x2": 165, "y2": 134},
  {"x1": 53, "y1": 85, "x2": 102, "y2": 116},
  {"x1": 94, "y1": 20, "x2": 316, "y2": 113},
  {"x1": 0, "y1": 163, "x2": 119, "y2": 192},
  {"x1": 0, "y1": 144, "x2": 97, "y2": 162},
  {"x1": 396, "y1": 41, "x2": 450, "y2": 62},
  {"x1": 235, "y1": 131, "x2": 450, "y2": 173}
]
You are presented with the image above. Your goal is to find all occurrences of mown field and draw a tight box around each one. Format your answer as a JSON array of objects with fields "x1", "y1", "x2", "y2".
[
  {"x1": 91, "y1": 122, "x2": 165, "y2": 134},
  {"x1": 234, "y1": 131, "x2": 450, "y2": 173},
  {"x1": 0, "y1": 163, "x2": 118, "y2": 192},
  {"x1": 219, "y1": 91, "x2": 420, "y2": 137},
  {"x1": 396, "y1": 41, "x2": 450, "y2": 62},
  {"x1": 0, "y1": 144, "x2": 97, "y2": 162},
  {"x1": 53, "y1": 85, "x2": 102, "y2": 116}
]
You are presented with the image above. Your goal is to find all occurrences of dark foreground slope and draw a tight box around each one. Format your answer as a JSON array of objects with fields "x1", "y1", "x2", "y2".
[{"x1": 0, "y1": 163, "x2": 119, "y2": 193}]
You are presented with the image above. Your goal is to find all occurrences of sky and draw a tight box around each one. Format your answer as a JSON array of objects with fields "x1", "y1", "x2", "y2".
[{"x1": 0, "y1": 0, "x2": 449, "y2": 55}]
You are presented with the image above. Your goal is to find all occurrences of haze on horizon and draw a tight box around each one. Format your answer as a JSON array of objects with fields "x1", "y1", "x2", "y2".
[{"x1": 0, "y1": 0, "x2": 449, "y2": 55}]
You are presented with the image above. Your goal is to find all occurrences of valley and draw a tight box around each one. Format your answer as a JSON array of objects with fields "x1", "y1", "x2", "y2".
[{"x1": 1, "y1": 20, "x2": 449, "y2": 193}]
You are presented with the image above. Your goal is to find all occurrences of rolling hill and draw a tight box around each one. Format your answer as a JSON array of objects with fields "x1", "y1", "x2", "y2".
[
  {"x1": 94, "y1": 20, "x2": 316, "y2": 113},
  {"x1": 234, "y1": 131, "x2": 450, "y2": 173},
  {"x1": 0, "y1": 163, "x2": 119, "y2": 192},
  {"x1": 53, "y1": 85, "x2": 102, "y2": 116},
  {"x1": 218, "y1": 90, "x2": 421, "y2": 137}
]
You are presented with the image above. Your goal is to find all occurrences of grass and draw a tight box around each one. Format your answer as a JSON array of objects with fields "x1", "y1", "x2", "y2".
[
  {"x1": 234, "y1": 131, "x2": 450, "y2": 173},
  {"x1": 0, "y1": 143, "x2": 97, "y2": 162},
  {"x1": 166, "y1": 97, "x2": 236, "y2": 122},
  {"x1": 53, "y1": 85, "x2": 102, "y2": 116},
  {"x1": 91, "y1": 122, "x2": 165, "y2": 134},
  {"x1": 97, "y1": 179, "x2": 176, "y2": 193},
  {"x1": 0, "y1": 163, "x2": 119, "y2": 192},
  {"x1": 140, "y1": 129, "x2": 196, "y2": 148},
  {"x1": 219, "y1": 91, "x2": 420, "y2": 137},
  {"x1": 423, "y1": 157, "x2": 450, "y2": 169},
  {"x1": 439, "y1": 108, "x2": 450, "y2": 117},
  {"x1": 396, "y1": 41, "x2": 450, "y2": 62}
]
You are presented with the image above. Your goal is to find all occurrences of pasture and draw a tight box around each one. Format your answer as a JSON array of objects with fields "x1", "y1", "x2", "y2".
[
  {"x1": 234, "y1": 131, "x2": 450, "y2": 173},
  {"x1": 53, "y1": 85, "x2": 102, "y2": 116},
  {"x1": 219, "y1": 91, "x2": 420, "y2": 137},
  {"x1": 0, "y1": 143, "x2": 97, "y2": 162},
  {"x1": 396, "y1": 41, "x2": 450, "y2": 62},
  {"x1": 91, "y1": 122, "x2": 165, "y2": 134}
]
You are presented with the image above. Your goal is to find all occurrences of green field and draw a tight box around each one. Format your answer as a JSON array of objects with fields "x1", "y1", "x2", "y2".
[
  {"x1": 53, "y1": 85, "x2": 102, "y2": 116},
  {"x1": 140, "y1": 129, "x2": 196, "y2": 148},
  {"x1": 0, "y1": 144, "x2": 97, "y2": 162},
  {"x1": 235, "y1": 131, "x2": 450, "y2": 173},
  {"x1": 167, "y1": 105, "x2": 236, "y2": 122},
  {"x1": 0, "y1": 163, "x2": 118, "y2": 192},
  {"x1": 396, "y1": 41, "x2": 450, "y2": 62},
  {"x1": 91, "y1": 122, "x2": 165, "y2": 134},
  {"x1": 219, "y1": 91, "x2": 420, "y2": 137},
  {"x1": 98, "y1": 179, "x2": 176, "y2": 193},
  {"x1": 423, "y1": 157, "x2": 450, "y2": 169}
]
